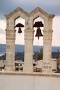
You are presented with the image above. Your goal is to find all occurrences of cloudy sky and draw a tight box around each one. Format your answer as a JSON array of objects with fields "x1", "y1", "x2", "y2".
[{"x1": 0, "y1": 0, "x2": 60, "y2": 46}]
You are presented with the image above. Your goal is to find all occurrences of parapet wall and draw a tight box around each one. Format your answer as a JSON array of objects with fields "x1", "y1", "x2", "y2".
[{"x1": 0, "y1": 72, "x2": 60, "y2": 90}]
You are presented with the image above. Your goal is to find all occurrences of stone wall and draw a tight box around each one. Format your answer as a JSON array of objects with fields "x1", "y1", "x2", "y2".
[{"x1": 0, "y1": 73, "x2": 60, "y2": 90}]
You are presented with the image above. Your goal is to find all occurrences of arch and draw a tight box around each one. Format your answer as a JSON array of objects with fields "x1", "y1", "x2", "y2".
[
  {"x1": 29, "y1": 7, "x2": 55, "y2": 20},
  {"x1": 5, "y1": 7, "x2": 29, "y2": 20}
]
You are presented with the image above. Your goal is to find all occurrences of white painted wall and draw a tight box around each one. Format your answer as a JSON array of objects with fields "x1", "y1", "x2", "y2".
[{"x1": 0, "y1": 74, "x2": 60, "y2": 90}]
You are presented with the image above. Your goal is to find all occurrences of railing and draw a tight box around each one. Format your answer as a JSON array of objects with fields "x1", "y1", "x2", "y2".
[
  {"x1": 0, "y1": 59, "x2": 60, "y2": 73},
  {"x1": 15, "y1": 61, "x2": 24, "y2": 72}
]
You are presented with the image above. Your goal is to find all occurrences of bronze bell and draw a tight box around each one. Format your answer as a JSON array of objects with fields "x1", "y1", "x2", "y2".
[
  {"x1": 18, "y1": 27, "x2": 22, "y2": 33},
  {"x1": 33, "y1": 21, "x2": 44, "y2": 27},
  {"x1": 33, "y1": 21, "x2": 44, "y2": 40},
  {"x1": 15, "y1": 23, "x2": 24, "y2": 34},
  {"x1": 35, "y1": 27, "x2": 43, "y2": 40}
]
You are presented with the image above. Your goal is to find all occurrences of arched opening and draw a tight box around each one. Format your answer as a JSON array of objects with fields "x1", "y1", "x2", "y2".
[
  {"x1": 33, "y1": 16, "x2": 44, "y2": 72},
  {"x1": 14, "y1": 17, "x2": 25, "y2": 71}
]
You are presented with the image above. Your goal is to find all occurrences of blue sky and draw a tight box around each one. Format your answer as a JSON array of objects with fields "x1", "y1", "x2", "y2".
[
  {"x1": 0, "y1": 0, "x2": 60, "y2": 46},
  {"x1": 0, "y1": 0, "x2": 60, "y2": 16}
]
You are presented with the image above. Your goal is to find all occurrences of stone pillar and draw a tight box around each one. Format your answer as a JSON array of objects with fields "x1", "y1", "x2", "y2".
[
  {"x1": 42, "y1": 18, "x2": 53, "y2": 73},
  {"x1": 5, "y1": 18, "x2": 15, "y2": 71},
  {"x1": 23, "y1": 19, "x2": 33, "y2": 73}
]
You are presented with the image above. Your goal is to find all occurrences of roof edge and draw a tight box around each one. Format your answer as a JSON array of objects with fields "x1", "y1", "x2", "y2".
[
  {"x1": 4, "y1": 7, "x2": 29, "y2": 19},
  {"x1": 29, "y1": 7, "x2": 55, "y2": 18}
]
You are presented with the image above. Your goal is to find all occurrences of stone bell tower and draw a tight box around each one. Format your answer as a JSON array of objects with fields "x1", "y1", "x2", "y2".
[{"x1": 4, "y1": 7, "x2": 55, "y2": 73}]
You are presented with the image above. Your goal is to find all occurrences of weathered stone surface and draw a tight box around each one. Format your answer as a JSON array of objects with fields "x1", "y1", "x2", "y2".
[{"x1": 5, "y1": 7, "x2": 55, "y2": 73}]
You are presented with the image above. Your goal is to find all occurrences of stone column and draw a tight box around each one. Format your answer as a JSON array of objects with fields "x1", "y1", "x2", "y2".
[
  {"x1": 42, "y1": 18, "x2": 53, "y2": 73},
  {"x1": 23, "y1": 19, "x2": 33, "y2": 73},
  {"x1": 5, "y1": 18, "x2": 15, "y2": 71}
]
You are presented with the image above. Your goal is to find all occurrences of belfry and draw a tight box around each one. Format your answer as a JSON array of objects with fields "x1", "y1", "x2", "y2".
[{"x1": 4, "y1": 7, "x2": 55, "y2": 73}]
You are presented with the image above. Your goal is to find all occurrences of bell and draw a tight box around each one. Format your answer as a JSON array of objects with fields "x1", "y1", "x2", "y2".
[
  {"x1": 33, "y1": 21, "x2": 44, "y2": 40},
  {"x1": 18, "y1": 27, "x2": 22, "y2": 33},
  {"x1": 35, "y1": 27, "x2": 43, "y2": 40},
  {"x1": 33, "y1": 21, "x2": 44, "y2": 27},
  {"x1": 15, "y1": 23, "x2": 24, "y2": 34},
  {"x1": 15, "y1": 23, "x2": 24, "y2": 27}
]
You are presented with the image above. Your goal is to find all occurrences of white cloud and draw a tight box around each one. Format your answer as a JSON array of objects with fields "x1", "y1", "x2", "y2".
[
  {"x1": 15, "y1": 32, "x2": 24, "y2": 45},
  {"x1": 0, "y1": 20, "x2": 6, "y2": 44},
  {"x1": 0, "y1": 20, "x2": 6, "y2": 30},
  {"x1": 52, "y1": 16, "x2": 60, "y2": 46},
  {"x1": 0, "y1": 34, "x2": 6, "y2": 44},
  {"x1": 0, "y1": 28, "x2": 5, "y2": 34}
]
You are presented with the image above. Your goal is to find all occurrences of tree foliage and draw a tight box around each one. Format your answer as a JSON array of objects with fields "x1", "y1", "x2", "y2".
[{"x1": 37, "y1": 48, "x2": 43, "y2": 60}]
